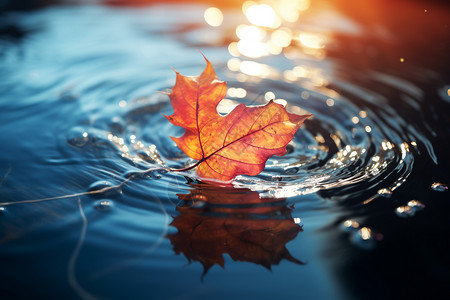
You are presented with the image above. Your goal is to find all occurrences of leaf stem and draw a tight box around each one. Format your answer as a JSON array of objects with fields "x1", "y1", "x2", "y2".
[{"x1": 170, "y1": 159, "x2": 203, "y2": 172}]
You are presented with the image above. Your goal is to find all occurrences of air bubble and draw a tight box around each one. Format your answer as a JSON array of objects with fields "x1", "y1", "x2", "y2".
[
  {"x1": 271, "y1": 176, "x2": 282, "y2": 182},
  {"x1": 284, "y1": 167, "x2": 299, "y2": 175},
  {"x1": 431, "y1": 182, "x2": 448, "y2": 192},
  {"x1": 123, "y1": 170, "x2": 148, "y2": 179},
  {"x1": 136, "y1": 150, "x2": 153, "y2": 161},
  {"x1": 94, "y1": 200, "x2": 113, "y2": 211},
  {"x1": 109, "y1": 117, "x2": 125, "y2": 134},
  {"x1": 88, "y1": 180, "x2": 120, "y2": 197},
  {"x1": 67, "y1": 127, "x2": 89, "y2": 147},
  {"x1": 157, "y1": 169, "x2": 168, "y2": 174},
  {"x1": 350, "y1": 227, "x2": 381, "y2": 250},
  {"x1": 0, "y1": 207, "x2": 5, "y2": 214},
  {"x1": 407, "y1": 200, "x2": 425, "y2": 211},
  {"x1": 192, "y1": 194, "x2": 207, "y2": 202},
  {"x1": 286, "y1": 142, "x2": 295, "y2": 154},
  {"x1": 395, "y1": 206, "x2": 415, "y2": 218},
  {"x1": 191, "y1": 200, "x2": 206, "y2": 208},
  {"x1": 377, "y1": 188, "x2": 392, "y2": 198},
  {"x1": 342, "y1": 219, "x2": 360, "y2": 232}
]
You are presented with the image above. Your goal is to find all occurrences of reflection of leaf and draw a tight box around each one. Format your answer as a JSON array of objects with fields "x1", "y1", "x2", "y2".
[
  {"x1": 168, "y1": 183, "x2": 303, "y2": 276},
  {"x1": 165, "y1": 56, "x2": 312, "y2": 181}
]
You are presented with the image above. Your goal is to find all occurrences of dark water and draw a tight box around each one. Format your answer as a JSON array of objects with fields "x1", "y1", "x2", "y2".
[{"x1": 1, "y1": 1, "x2": 449, "y2": 299}]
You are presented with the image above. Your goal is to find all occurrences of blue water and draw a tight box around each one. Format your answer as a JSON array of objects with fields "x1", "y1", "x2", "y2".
[{"x1": 1, "y1": 1, "x2": 449, "y2": 299}]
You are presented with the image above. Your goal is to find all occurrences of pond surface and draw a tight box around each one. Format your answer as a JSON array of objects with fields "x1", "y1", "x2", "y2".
[{"x1": 1, "y1": 0, "x2": 449, "y2": 299}]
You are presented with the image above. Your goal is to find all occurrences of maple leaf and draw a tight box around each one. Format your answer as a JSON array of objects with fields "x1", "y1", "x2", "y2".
[
  {"x1": 168, "y1": 183, "x2": 304, "y2": 276},
  {"x1": 165, "y1": 56, "x2": 312, "y2": 181}
]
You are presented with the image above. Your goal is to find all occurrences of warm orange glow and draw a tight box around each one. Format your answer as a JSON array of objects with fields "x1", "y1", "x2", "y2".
[
  {"x1": 271, "y1": 28, "x2": 292, "y2": 47},
  {"x1": 240, "y1": 60, "x2": 270, "y2": 77},
  {"x1": 237, "y1": 40, "x2": 268, "y2": 58},
  {"x1": 274, "y1": 99, "x2": 287, "y2": 107},
  {"x1": 236, "y1": 24, "x2": 266, "y2": 41},
  {"x1": 344, "y1": 219, "x2": 360, "y2": 228},
  {"x1": 204, "y1": 7, "x2": 223, "y2": 27},
  {"x1": 228, "y1": 42, "x2": 240, "y2": 56},
  {"x1": 245, "y1": 4, "x2": 281, "y2": 28},
  {"x1": 359, "y1": 227, "x2": 372, "y2": 240},
  {"x1": 299, "y1": 32, "x2": 327, "y2": 49},
  {"x1": 267, "y1": 40, "x2": 283, "y2": 55},
  {"x1": 265, "y1": 91, "x2": 275, "y2": 101},
  {"x1": 277, "y1": 0, "x2": 310, "y2": 22},
  {"x1": 227, "y1": 58, "x2": 241, "y2": 71},
  {"x1": 227, "y1": 87, "x2": 247, "y2": 98}
]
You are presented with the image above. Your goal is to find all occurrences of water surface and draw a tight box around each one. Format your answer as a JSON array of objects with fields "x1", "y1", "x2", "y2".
[{"x1": 1, "y1": 1, "x2": 449, "y2": 299}]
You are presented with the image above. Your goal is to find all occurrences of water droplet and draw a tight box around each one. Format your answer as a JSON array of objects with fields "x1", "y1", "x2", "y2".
[
  {"x1": 431, "y1": 182, "x2": 448, "y2": 192},
  {"x1": 351, "y1": 227, "x2": 378, "y2": 250},
  {"x1": 271, "y1": 176, "x2": 282, "y2": 182},
  {"x1": 88, "y1": 181, "x2": 119, "y2": 197},
  {"x1": 377, "y1": 188, "x2": 392, "y2": 198},
  {"x1": 395, "y1": 206, "x2": 415, "y2": 218},
  {"x1": 284, "y1": 167, "x2": 299, "y2": 175},
  {"x1": 286, "y1": 142, "x2": 295, "y2": 154},
  {"x1": 94, "y1": 200, "x2": 113, "y2": 211},
  {"x1": 67, "y1": 127, "x2": 89, "y2": 147},
  {"x1": 407, "y1": 200, "x2": 425, "y2": 211},
  {"x1": 136, "y1": 150, "x2": 156, "y2": 162},
  {"x1": 59, "y1": 90, "x2": 77, "y2": 102},
  {"x1": 342, "y1": 219, "x2": 360, "y2": 232},
  {"x1": 109, "y1": 117, "x2": 125, "y2": 134},
  {"x1": 192, "y1": 194, "x2": 207, "y2": 202},
  {"x1": 123, "y1": 170, "x2": 147, "y2": 179},
  {"x1": 191, "y1": 200, "x2": 206, "y2": 208}
]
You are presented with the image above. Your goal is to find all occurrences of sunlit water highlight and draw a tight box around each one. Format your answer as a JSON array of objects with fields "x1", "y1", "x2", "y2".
[{"x1": 0, "y1": 1, "x2": 449, "y2": 300}]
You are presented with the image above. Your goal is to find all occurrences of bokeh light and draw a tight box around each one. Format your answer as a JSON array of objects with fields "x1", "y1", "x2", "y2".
[{"x1": 204, "y1": 7, "x2": 223, "y2": 27}]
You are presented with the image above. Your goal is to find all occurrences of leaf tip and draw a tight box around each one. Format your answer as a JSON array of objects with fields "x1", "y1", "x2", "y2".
[{"x1": 197, "y1": 50, "x2": 210, "y2": 63}]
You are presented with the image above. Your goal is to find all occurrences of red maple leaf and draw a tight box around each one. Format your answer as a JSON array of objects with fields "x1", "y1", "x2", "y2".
[
  {"x1": 168, "y1": 183, "x2": 304, "y2": 276},
  {"x1": 165, "y1": 56, "x2": 312, "y2": 182}
]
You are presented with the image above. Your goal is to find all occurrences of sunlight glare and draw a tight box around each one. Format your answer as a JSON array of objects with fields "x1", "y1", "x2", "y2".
[
  {"x1": 245, "y1": 4, "x2": 281, "y2": 28},
  {"x1": 277, "y1": 0, "x2": 310, "y2": 22},
  {"x1": 237, "y1": 40, "x2": 268, "y2": 58},
  {"x1": 299, "y1": 32, "x2": 326, "y2": 49},
  {"x1": 274, "y1": 99, "x2": 287, "y2": 107},
  {"x1": 240, "y1": 61, "x2": 269, "y2": 77},
  {"x1": 265, "y1": 91, "x2": 275, "y2": 101},
  {"x1": 271, "y1": 28, "x2": 292, "y2": 47},
  {"x1": 227, "y1": 58, "x2": 241, "y2": 71},
  {"x1": 236, "y1": 25, "x2": 266, "y2": 41},
  {"x1": 228, "y1": 42, "x2": 240, "y2": 57},
  {"x1": 204, "y1": 7, "x2": 223, "y2": 27}
]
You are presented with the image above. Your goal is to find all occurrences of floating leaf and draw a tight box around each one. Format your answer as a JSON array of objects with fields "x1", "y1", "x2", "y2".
[
  {"x1": 168, "y1": 183, "x2": 303, "y2": 276},
  {"x1": 165, "y1": 56, "x2": 312, "y2": 181}
]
